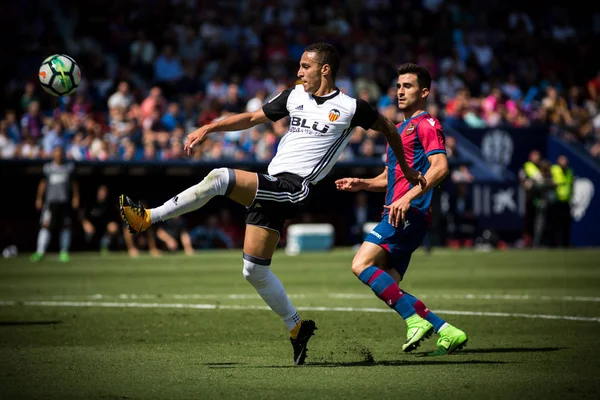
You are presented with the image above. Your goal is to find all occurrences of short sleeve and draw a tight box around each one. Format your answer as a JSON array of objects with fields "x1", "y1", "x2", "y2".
[
  {"x1": 418, "y1": 118, "x2": 446, "y2": 157},
  {"x1": 262, "y1": 88, "x2": 293, "y2": 122},
  {"x1": 350, "y1": 99, "x2": 379, "y2": 129}
]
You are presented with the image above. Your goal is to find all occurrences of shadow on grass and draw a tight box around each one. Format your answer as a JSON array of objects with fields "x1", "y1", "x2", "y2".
[
  {"x1": 210, "y1": 360, "x2": 508, "y2": 369},
  {"x1": 443, "y1": 347, "x2": 566, "y2": 355},
  {"x1": 0, "y1": 320, "x2": 63, "y2": 326}
]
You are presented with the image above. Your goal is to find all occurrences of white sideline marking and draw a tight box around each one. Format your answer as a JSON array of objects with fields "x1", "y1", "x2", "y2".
[
  {"x1": 0, "y1": 300, "x2": 598, "y2": 323},
  {"x1": 46, "y1": 293, "x2": 600, "y2": 302}
]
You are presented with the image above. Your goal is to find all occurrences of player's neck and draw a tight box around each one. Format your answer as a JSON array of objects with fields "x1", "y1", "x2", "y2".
[
  {"x1": 312, "y1": 81, "x2": 337, "y2": 97},
  {"x1": 401, "y1": 108, "x2": 426, "y2": 121}
]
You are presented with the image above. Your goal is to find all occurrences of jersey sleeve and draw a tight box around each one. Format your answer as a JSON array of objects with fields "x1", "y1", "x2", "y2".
[
  {"x1": 262, "y1": 88, "x2": 293, "y2": 122},
  {"x1": 350, "y1": 99, "x2": 379, "y2": 129},
  {"x1": 418, "y1": 118, "x2": 446, "y2": 157}
]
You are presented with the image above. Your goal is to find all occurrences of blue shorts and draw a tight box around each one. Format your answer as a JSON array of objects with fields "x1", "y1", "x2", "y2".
[{"x1": 364, "y1": 209, "x2": 428, "y2": 279}]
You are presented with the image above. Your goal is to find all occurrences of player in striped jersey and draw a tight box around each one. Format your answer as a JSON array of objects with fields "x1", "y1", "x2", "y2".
[
  {"x1": 336, "y1": 64, "x2": 467, "y2": 355},
  {"x1": 119, "y1": 43, "x2": 425, "y2": 365}
]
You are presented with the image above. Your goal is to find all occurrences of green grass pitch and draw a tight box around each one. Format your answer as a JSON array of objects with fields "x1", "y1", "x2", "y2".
[{"x1": 1, "y1": 249, "x2": 600, "y2": 399}]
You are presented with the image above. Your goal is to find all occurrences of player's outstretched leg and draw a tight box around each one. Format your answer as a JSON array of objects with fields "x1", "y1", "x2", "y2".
[
  {"x1": 352, "y1": 243, "x2": 433, "y2": 353},
  {"x1": 119, "y1": 168, "x2": 236, "y2": 234}
]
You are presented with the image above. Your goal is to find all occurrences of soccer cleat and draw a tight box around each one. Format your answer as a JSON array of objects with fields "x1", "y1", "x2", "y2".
[
  {"x1": 402, "y1": 315, "x2": 434, "y2": 352},
  {"x1": 119, "y1": 195, "x2": 151, "y2": 234},
  {"x1": 290, "y1": 319, "x2": 317, "y2": 365},
  {"x1": 427, "y1": 324, "x2": 468, "y2": 356},
  {"x1": 30, "y1": 252, "x2": 43, "y2": 263},
  {"x1": 59, "y1": 251, "x2": 70, "y2": 263}
]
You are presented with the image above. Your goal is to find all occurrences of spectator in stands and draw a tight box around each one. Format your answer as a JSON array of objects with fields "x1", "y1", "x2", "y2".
[
  {"x1": 519, "y1": 149, "x2": 543, "y2": 247},
  {"x1": 218, "y1": 209, "x2": 244, "y2": 248},
  {"x1": 80, "y1": 184, "x2": 121, "y2": 254},
  {"x1": 188, "y1": 215, "x2": 235, "y2": 249},
  {"x1": 123, "y1": 226, "x2": 161, "y2": 257},
  {"x1": 550, "y1": 155, "x2": 574, "y2": 247},
  {"x1": 531, "y1": 160, "x2": 556, "y2": 247},
  {"x1": 155, "y1": 215, "x2": 194, "y2": 255},
  {"x1": 21, "y1": 101, "x2": 43, "y2": 140},
  {"x1": 107, "y1": 81, "x2": 134, "y2": 110}
]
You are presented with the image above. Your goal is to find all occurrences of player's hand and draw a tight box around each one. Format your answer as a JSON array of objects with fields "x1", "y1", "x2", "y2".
[
  {"x1": 402, "y1": 167, "x2": 426, "y2": 189},
  {"x1": 383, "y1": 197, "x2": 411, "y2": 228},
  {"x1": 184, "y1": 126, "x2": 210, "y2": 156},
  {"x1": 72, "y1": 198, "x2": 79, "y2": 209},
  {"x1": 335, "y1": 177, "x2": 364, "y2": 192},
  {"x1": 35, "y1": 198, "x2": 43, "y2": 211}
]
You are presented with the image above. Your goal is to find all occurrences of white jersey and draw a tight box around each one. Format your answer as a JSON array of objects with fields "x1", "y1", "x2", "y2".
[{"x1": 262, "y1": 84, "x2": 379, "y2": 184}]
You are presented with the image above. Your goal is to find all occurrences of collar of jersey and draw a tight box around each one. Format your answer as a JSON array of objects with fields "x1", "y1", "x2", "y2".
[
  {"x1": 399, "y1": 111, "x2": 428, "y2": 128},
  {"x1": 311, "y1": 88, "x2": 340, "y2": 104}
]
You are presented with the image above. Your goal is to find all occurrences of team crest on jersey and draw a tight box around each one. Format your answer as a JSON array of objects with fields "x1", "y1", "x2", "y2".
[
  {"x1": 406, "y1": 124, "x2": 415, "y2": 134},
  {"x1": 328, "y1": 109, "x2": 340, "y2": 122}
]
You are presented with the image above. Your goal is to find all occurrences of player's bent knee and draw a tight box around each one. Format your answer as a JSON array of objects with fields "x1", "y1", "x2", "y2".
[
  {"x1": 242, "y1": 253, "x2": 271, "y2": 285},
  {"x1": 351, "y1": 257, "x2": 372, "y2": 277},
  {"x1": 200, "y1": 168, "x2": 236, "y2": 197}
]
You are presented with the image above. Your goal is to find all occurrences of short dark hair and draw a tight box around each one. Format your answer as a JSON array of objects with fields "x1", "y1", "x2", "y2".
[
  {"x1": 397, "y1": 63, "x2": 432, "y2": 90},
  {"x1": 304, "y1": 42, "x2": 340, "y2": 79}
]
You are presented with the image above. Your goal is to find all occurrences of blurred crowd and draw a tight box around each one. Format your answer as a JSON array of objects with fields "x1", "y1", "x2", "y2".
[{"x1": 1, "y1": 0, "x2": 600, "y2": 163}]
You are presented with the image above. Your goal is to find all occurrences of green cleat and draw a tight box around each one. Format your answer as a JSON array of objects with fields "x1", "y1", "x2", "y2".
[
  {"x1": 402, "y1": 315, "x2": 434, "y2": 352},
  {"x1": 30, "y1": 252, "x2": 44, "y2": 263},
  {"x1": 59, "y1": 251, "x2": 70, "y2": 263},
  {"x1": 427, "y1": 324, "x2": 468, "y2": 356}
]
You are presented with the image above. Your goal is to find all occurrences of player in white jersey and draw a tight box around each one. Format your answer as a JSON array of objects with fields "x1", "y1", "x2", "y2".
[
  {"x1": 31, "y1": 146, "x2": 79, "y2": 263},
  {"x1": 119, "y1": 42, "x2": 425, "y2": 365}
]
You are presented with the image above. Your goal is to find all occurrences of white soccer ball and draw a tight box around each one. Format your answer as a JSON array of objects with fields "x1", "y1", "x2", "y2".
[
  {"x1": 38, "y1": 54, "x2": 81, "y2": 97},
  {"x1": 2, "y1": 245, "x2": 18, "y2": 259}
]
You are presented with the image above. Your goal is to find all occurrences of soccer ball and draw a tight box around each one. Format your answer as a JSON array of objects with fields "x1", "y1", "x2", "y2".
[{"x1": 38, "y1": 54, "x2": 81, "y2": 96}]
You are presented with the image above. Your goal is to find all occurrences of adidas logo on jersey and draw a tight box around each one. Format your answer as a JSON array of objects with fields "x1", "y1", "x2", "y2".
[{"x1": 295, "y1": 105, "x2": 303, "y2": 110}]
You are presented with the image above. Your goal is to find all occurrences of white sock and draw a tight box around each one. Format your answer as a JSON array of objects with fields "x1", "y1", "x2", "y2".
[
  {"x1": 37, "y1": 228, "x2": 50, "y2": 254},
  {"x1": 242, "y1": 254, "x2": 300, "y2": 331},
  {"x1": 150, "y1": 168, "x2": 236, "y2": 223}
]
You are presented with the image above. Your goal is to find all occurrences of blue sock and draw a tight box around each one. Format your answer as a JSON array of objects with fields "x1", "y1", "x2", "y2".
[
  {"x1": 60, "y1": 229, "x2": 71, "y2": 252},
  {"x1": 358, "y1": 266, "x2": 416, "y2": 319},
  {"x1": 403, "y1": 291, "x2": 447, "y2": 333}
]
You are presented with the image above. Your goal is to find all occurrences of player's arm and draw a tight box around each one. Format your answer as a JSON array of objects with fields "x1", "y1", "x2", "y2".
[
  {"x1": 35, "y1": 179, "x2": 47, "y2": 210},
  {"x1": 384, "y1": 153, "x2": 449, "y2": 227},
  {"x1": 371, "y1": 115, "x2": 425, "y2": 188},
  {"x1": 401, "y1": 153, "x2": 449, "y2": 203},
  {"x1": 185, "y1": 88, "x2": 292, "y2": 155},
  {"x1": 185, "y1": 109, "x2": 270, "y2": 154},
  {"x1": 335, "y1": 167, "x2": 388, "y2": 192},
  {"x1": 351, "y1": 100, "x2": 425, "y2": 188}
]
